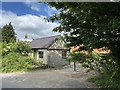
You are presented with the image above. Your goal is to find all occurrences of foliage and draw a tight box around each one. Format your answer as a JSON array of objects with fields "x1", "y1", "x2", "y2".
[
  {"x1": 69, "y1": 51, "x2": 102, "y2": 71},
  {"x1": 14, "y1": 41, "x2": 31, "y2": 56},
  {"x1": 1, "y1": 41, "x2": 39, "y2": 73},
  {"x1": 2, "y1": 22, "x2": 16, "y2": 43},
  {"x1": 69, "y1": 51, "x2": 120, "y2": 88},
  {"x1": 89, "y1": 73, "x2": 120, "y2": 89},
  {"x1": 0, "y1": 42, "x2": 2, "y2": 68},
  {"x1": 2, "y1": 52, "x2": 40, "y2": 73},
  {"x1": 48, "y1": 2, "x2": 120, "y2": 59},
  {"x1": 47, "y1": 2, "x2": 120, "y2": 88},
  {"x1": 69, "y1": 51, "x2": 85, "y2": 62},
  {"x1": 2, "y1": 42, "x2": 16, "y2": 57},
  {"x1": 25, "y1": 34, "x2": 28, "y2": 39},
  {"x1": 0, "y1": 27, "x2": 2, "y2": 42},
  {"x1": 1, "y1": 23, "x2": 40, "y2": 73},
  {"x1": 0, "y1": 42, "x2": 2, "y2": 55},
  {"x1": 2, "y1": 41, "x2": 31, "y2": 57}
]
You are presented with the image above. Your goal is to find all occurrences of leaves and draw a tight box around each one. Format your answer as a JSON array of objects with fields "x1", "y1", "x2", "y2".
[
  {"x1": 2, "y1": 41, "x2": 31, "y2": 57},
  {"x1": 2, "y1": 22, "x2": 16, "y2": 43},
  {"x1": 48, "y1": 2, "x2": 120, "y2": 53},
  {"x1": 47, "y1": 3, "x2": 120, "y2": 88},
  {"x1": 2, "y1": 52, "x2": 39, "y2": 73}
]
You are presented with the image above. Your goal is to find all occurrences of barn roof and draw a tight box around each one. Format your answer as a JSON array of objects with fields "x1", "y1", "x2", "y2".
[{"x1": 30, "y1": 35, "x2": 61, "y2": 49}]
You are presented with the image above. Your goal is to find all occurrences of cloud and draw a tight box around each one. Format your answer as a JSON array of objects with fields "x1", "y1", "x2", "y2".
[
  {"x1": 24, "y1": 2, "x2": 59, "y2": 17},
  {"x1": 0, "y1": 10, "x2": 60, "y2": 41},
  {"x1": 24, "y1": 2, "x2": 40, "y2": 12},
  {"x1": 31, "y1": 5, "x2": 40, "y2": 11},
  {"x1": 47, "y1": 7, "x2": 58, "y2": 16}
]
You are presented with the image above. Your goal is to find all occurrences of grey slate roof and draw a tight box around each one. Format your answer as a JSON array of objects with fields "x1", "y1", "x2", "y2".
[{"x1": 30, "y1": 35, "x2": 60, "y2": 49}]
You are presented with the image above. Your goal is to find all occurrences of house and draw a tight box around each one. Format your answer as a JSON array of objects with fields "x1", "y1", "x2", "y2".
[
  {"x1": 30, "y1": 35, "x2": 70, "y2": 67},
  {"x1": 71, "y1": 44, "x2": 110, "y2": 54}
]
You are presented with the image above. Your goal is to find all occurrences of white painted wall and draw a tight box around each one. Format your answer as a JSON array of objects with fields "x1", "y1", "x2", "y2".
[{"x1": 37, "y1": 49, "x2": 48, "y2": 64}]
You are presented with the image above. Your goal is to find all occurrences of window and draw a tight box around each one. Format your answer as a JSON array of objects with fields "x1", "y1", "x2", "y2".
[
  {"x1": 39, "y1": 51, "x2": 43, "y2": 58},
  {"x1": 62, "y1": 50, "x2": 67, "y2": 59}
]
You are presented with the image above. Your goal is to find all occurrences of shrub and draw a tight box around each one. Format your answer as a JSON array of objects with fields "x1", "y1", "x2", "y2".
[
  {"x1": 69, "y1": 51, "x2": 85, "y2": 62},
  {"x1": 2, "y1": 41, "x2": 31, "y2": 57},
  {"x1": 69, "y1": 51, "x2": 112, "y2": 73},
  {"x1": 89, "y1": 73, "x2": 120, "y2": 89},
  {"x1": 2, "y1": 52, "x2": 39, "y2": 73},
  {"x1": 2, "y1": 42, "x2": 16, "y2": 57},
  {"x1": 70, "y1": 51, "x2": 120, "y2": 88},
  {"x1": 14, "y1": 41, "x2": 31, "y2": 56}
]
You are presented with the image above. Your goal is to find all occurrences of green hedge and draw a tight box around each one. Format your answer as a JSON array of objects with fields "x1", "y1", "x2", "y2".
[{"x1": 2, "y1": 52, "x2": 39, "y2": 72}]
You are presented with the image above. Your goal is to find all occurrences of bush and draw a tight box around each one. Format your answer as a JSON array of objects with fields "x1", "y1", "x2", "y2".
[
  {"x1": 14, "y1": 41, "x2": 31, "y2": 56},
  {"x1": 69, "y1": 51, "x2": 111, "y2": 73},
  {"x1": 89, "y1": 73, "x2": 120, "y2": 89},
  {"x1": 70, "y1": 51, "x2": 120, "y2": 89},
  {"x1": 2, "y1": 41, "x2": 31, "y2": 57},
  {"x1": 2, "y1": 42, "x2": 16, "y2": 57},
  {"x1": 69, "y1": 51, "x2": 85, "y2": 62},
  {"x1": 2, "y1": 52, "x2": 39, "y2": 73}
]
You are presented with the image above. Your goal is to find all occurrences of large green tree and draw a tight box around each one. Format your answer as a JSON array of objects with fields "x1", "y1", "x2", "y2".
[
  {"x1": 2, "y1": 22, "x2": 16, "y2": 43},
  {"x1": 47, "y1": 2, "x2": 120, "y2": 60},
  {"x1": 47, "y1": 2, "x2": 120, "y2": 86},
  {"x1": 48, "y1": 2, "x2": 120, "y2": 87}
]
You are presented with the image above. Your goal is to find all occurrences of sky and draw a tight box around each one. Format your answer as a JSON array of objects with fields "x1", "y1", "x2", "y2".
[{"x1": 0, "y1": 2, "x2": 60, "y2": 41}]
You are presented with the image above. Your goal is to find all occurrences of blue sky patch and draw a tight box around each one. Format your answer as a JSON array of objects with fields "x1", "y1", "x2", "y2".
[
  {"x1": 1, "y1": 2, "x2": 60, "y2": 41},
  {"x1": 2, "y1": 2, "x2": 58, "y2": 17}
]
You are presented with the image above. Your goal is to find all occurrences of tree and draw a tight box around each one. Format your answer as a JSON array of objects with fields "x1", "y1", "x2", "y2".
[
  {"x1": 25, "y1": 34, "x2": 28, "y2": 40},
  {"x1": 47, "y1": 2, "x2": 120, "y2": 60},
  {"x1": 2, "y1": 22, "x2": 16, "y2": 43},
  {"x1": 47, "y1": 2, "x2": 120, "y2": 86}
]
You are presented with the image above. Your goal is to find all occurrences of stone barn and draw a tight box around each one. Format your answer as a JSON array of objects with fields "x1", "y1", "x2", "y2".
[{"x1": 30, "y1": 35, "x2": 70, "y2": 67}]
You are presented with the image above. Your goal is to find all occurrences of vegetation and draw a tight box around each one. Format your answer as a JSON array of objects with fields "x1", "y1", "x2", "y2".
[
  {"x1": 2, "y1": 52, "x2": 39, "y2": 72},
  {"x1": 2, "y1": 22, "x2": 16, "y2": 43},
  {"x1": 0, "y1": 27, "x2": 1, "y2": 42},
  {"x1": 1, "y1": 23, "x2": 40, "y2": 73},
  {"x1": 68, "y1": 51, "x2": 120, "y2": 88},
  {"x1": 47, "y1": 2, "x2": 120, "y2": 89}
]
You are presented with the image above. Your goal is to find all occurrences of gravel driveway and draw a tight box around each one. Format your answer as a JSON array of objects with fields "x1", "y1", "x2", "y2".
[{"x1": 1, "y1": 63, "x2": 98, "y2": 88}]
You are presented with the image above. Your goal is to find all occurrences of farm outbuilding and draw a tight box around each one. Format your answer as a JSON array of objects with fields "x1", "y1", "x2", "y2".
[{"x1": 30, "y1": 35, "x2": 70, "y2": 67}]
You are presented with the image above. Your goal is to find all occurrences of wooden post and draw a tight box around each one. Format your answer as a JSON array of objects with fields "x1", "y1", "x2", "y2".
[
  {"x1": 74, "y1": 60, "x2": 76, "y2": 71},
  {"x1": 69, "y1": 59, "x2": 71, "y2": 65}
]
